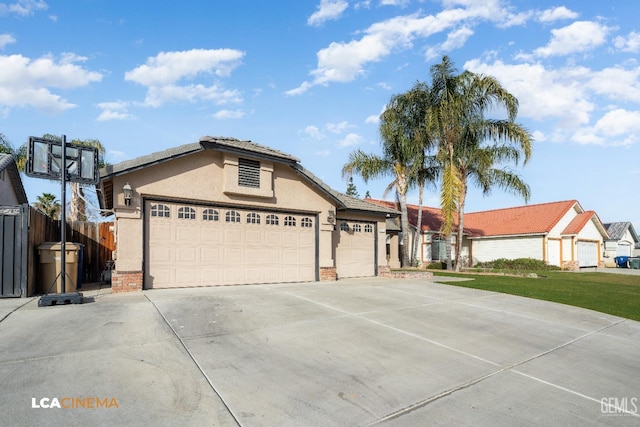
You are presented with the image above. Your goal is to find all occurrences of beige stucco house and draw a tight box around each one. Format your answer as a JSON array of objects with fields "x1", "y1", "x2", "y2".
[{"x1": 98, "y1": 136, "x2": 398, "y2": 292}]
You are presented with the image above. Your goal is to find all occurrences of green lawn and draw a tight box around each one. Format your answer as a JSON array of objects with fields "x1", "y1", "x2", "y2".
[{"x1": 432, "y1": 271, "x2": 640, "y2": 321}]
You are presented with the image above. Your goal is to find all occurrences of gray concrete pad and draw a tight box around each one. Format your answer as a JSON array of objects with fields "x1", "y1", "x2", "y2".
[{"x1": 1, "y1": 277, "x2": 638, "y2": 426}]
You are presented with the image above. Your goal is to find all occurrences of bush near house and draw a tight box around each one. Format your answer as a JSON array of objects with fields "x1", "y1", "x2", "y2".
[{"x1": 475, "y1": 258, "x2": 562, "y2": 272}]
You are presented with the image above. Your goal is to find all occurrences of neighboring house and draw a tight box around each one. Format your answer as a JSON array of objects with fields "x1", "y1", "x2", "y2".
[
  {"x1": 97, "y1": 136, "x2": 398, "y2": 292},
  {"x1": 603, "y1": 222, "x2": 639, "y2": 266},
  {"x1": 368, "y1": 199, "x2": 609, "y2": 270},
  {"x1": 0, "y1": 154, "x2": 28, "y2": 205}
]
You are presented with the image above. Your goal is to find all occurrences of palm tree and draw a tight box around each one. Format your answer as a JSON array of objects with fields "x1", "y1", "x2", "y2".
[
  {"x1": 343, "y1": 90, "x2": 427, "y2": 266},
  {"x1": 0, "y1": 133, "x2": 27, "y2": 170},
  {"x1": 427, "y1": 56, "x2": 532, "y2": 270},
  {"x1": 34, "y1": 193, "x2": 61, "y2": 219}
]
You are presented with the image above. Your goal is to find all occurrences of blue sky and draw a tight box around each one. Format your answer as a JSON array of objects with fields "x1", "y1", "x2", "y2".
[{"x1": 1, "y1": 0, "x2": 639, "y2": 231}]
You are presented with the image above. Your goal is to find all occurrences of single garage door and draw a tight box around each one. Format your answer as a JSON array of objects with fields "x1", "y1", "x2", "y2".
[
  {"x1": 334, "y1": 220, "x2": 376, "y2": 279},
  {"x1": 616, "y1": 242, "x2": 631, "y2": 257},
  {"x1": 577, "y1": 241, "x2": 598, "y2": 267},
  {"x1": 547, "y1": 239, "x2": 561, "y2": 267},
  {"x1": 145, "y1": 201, "x2": 316, "y2": 288}
]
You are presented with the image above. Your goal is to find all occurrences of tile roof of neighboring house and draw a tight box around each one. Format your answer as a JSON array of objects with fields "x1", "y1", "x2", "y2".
[
  {"x1": 366, "y1": 199, "x2": 445, "y2": 231},
  {"x1": 367, "y1": 198, "x2": 587, "y2": 238},
  {"x1": 464, "y1": 200, "x2": 579, "y2": 237},
  {"x1": 0, "y1": 153, "x2": 28, "y2": 204},
  {"x1": 561, "y1": 211, "x2": 597, "y2": 236},
  {"x1": 604, "y1": 222, "x2": 639, "y2": 242},
  {"x1": 99, "y1": 137, "x2": 398, "y2": 216}
]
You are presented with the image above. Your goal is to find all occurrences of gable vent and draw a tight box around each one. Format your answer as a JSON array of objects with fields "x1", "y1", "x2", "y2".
[{"x1": 238, "y1": 158, "x2": 260, "y2": 188}]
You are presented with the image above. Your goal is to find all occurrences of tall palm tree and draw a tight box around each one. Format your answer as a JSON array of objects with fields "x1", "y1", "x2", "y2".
[
  {"x1": 34, "y1": 193, "x2": 61, "y2": 219},
  {"x1": 427, "y1": 56, "x2": 532, "y2": 270},
  {"x1": 343, "y1": 90, "x2": 427, "y2": 266}
]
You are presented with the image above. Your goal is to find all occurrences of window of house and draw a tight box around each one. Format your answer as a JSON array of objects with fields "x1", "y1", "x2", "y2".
[
  {"x1": 340, "y1": 222, "x2": 349, "y2": 232},
  {"x1": 247, "y1": 212, "x2": 261, "y2": 224},
  {"x1": 301, "y1": 218, "x2": 313, "y2": 228},
  {"x1": 431, "y1": 238, "x2": 447, "y2": 261},
  {"x1": 353, "y1": 224, "x2": 362, "y2": 232},
  {"x1": 238, "y1": 158, "x2": 260, "y2": 188},
  {"x1": 178, "y1": 206, "x2": 196, "y2": 220},
  {"x1": 266, "y1": 214, "x2": 279, "y2": 225},
  {"x1": 365, "y1": 224, "x2": 373, "y2": 233},
  {"x1": 151, "y1": 204, "x2": 170, "y2": 218},
  {"x1": 284, "y1": 215, "x2": 296, "y2": 227},
  {"x1": 203, "y1": 208, "x2": 219, "y2": 221},
  {"x1": 226, "y1": 210, "x2": 241, "y2": 223}
]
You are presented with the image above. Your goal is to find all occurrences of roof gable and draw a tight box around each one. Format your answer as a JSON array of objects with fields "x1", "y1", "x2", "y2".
[{"x1": 604, "y1": 222, "x2": 639, "y2": 242}]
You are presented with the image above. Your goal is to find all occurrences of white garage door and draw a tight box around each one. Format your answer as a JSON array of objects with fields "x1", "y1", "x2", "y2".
[
  {"x1": 616, "y1": 243, "x2": 631, "y2": 257},
  {"x1": 146, "y1": 201, "x2": 316, "y2": 288},
  {"x1": 547, "y1": 239, "x2": 561, "y2": 267},
  {"x1": 577, "y1": 241, "x2": 598, "y2": 267},
  {"x1": 334, "y1": 220, "x2": 376, "y2": 278}
]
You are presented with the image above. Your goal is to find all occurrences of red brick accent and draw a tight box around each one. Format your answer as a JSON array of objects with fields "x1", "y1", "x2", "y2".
[
  {"x1": 320, "y1": 267, "x2": 337, "y2": 281},
  {"x1": 111, "y1": 270, "x2": 143, "y2": 293},
  {"x1": 378, "y1": 265, "x2": 391, "y2": 276}
]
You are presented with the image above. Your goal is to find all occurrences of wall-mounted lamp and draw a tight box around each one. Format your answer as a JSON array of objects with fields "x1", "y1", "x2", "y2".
[
  {"x1": 123, "y1": 182, "x2": 133, "y2": 206},
  {"x1": 327, "y1": 209, "x2": 336, "y2": 224}
]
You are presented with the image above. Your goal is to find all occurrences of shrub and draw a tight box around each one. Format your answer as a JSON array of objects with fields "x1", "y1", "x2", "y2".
[{"x1": 476, "y1": 258, "x2": 561, "y2": 272}]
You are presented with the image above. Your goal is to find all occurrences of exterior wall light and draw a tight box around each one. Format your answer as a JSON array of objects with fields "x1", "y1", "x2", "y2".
[
  {"x1": 123, "y1": 182, "x2": 133, "y2": 206},
  {"x1": 327, "y1": 209, "x2": 336, "y2": 224}
]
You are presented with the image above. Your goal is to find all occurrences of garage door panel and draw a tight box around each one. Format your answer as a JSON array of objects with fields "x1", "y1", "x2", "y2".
[
  {"x1": 146, "y1": 201, "x2": 316, "y2": 288},
  {"x1": 335, "y1": 221, "x2": 375, "y2": 279}
]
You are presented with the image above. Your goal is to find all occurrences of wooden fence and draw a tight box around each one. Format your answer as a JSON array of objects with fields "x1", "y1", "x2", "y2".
[{"x1": 28, "y1": 207, "x2": 114, "y2": 294}]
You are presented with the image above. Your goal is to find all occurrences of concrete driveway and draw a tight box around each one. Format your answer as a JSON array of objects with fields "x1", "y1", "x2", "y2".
[{"x1": 0, "y1": 278, "x2": 638, "y2": 426}]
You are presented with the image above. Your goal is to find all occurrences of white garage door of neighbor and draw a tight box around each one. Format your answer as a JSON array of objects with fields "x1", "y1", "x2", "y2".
[
  {"x1": 547, "y1": 239, "x2": 561, "y2": 267},
  {"x1": 335, "y1": 220, "x2": 376, "y2": 279},
  {"x1": 146, "y1": 201, "x2": 316, "y2": 288},
  {"x1": 577, "y1": 241, "x2": 598, "y2": 267},
  {"x1": 616, "y1": 243, "x2": 631, "y2": 257}
]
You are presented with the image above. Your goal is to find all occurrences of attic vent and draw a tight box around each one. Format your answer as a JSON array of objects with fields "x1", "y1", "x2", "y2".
[{"x1": 238, "y1": 158, "x2": 260, "y2": 188}]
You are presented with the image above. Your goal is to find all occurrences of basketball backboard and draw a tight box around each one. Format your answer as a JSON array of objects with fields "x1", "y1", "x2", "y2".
[{"x1": 25, "y1": 137, "x2": 99, "y2": 184}]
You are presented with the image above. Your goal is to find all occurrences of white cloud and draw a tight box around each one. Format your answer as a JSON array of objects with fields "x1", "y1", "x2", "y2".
[
  {"x1": 587, "y1": 65, "x2": 640, "y2": 103},
  {"x1": 96, "y1": 101, "x2": 135, "y2": 121},
  {"x1": 533, "y1": 21, "x2": 609, "y2": 57},
  {"x1": 0, "y1": 0, "x2": 47, "y2": 16},
  {"x1": 289, "y1": 0, "x2": 517, "y2": 95},
  {"x1": 0, "y1": 53, "x2": 102, "y2": 113},
  {"x1": 0, "y1": 33, "x2": 15, "y2": 49},
  {"x1": 212, "y1": 109, "x2": 245, "y2": 119},
  {"x1": 307, "y1": 0, "x2": 348, "y2": 27},
  {"x1": 614, "y1": 31, "x2": 640, "y2": 53},
  {"x1": 538, "y1": 6, "x2": 578, "y2": 23},
  {"x1": 326, "y1": 120, "x2": 353, "y2": 133},
  {"x1": 464, "y1": 59, "x2": 594, "y2": 128},
  {"x1": 125, "y1": 48, "x2": 244, "y2": 86},
  {"x1": 125, "y1": 49, "x2": 245, "y2": 107},
  {"x1": 339, "y1": 132, "x2": 363, "y2": 147},
  {"x1": 365, "y1": 104, "x2": 386, "y2": 124},
  {"x1": 426, "y1": 26, "x2": 473, "y2": 60},
  {"x1": 380, "y1": 0, "x2": 410, "y2": 6},
  {"x1": 572, "y1": 109, "x2": 640, "y2": 146},
  {"x1": 303, "y1": 125, "x2": 326, "y2": 140}
]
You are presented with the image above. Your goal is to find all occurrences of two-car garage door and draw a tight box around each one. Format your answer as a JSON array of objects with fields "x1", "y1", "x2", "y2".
[{"x1": 145, "y1": 201, "x2": 316, "y2": 288}]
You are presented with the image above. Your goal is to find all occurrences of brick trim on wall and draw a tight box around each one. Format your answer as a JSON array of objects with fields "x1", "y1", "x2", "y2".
[
  {"x1": 319, "y1": 267, "x2": 337, "y2": 281},
  {"x1": 111, "y1": 270, "x2": 143, "y2": 293}
]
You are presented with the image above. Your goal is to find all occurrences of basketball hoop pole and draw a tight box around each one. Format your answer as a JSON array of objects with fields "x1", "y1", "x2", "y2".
[{"x1": 60, "y1": 134, "x2": 67, "y2": 294}]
